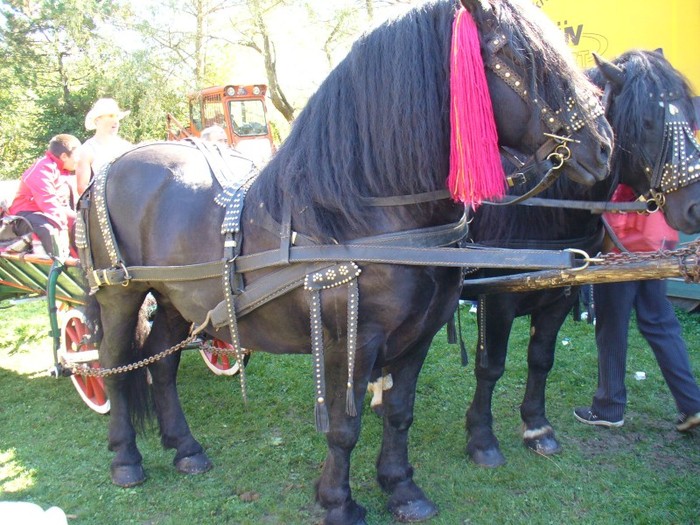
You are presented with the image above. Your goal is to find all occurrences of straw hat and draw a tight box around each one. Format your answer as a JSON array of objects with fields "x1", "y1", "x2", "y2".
[{"x1": 85, "y1": 98, "x2": 130, "y2": 130}]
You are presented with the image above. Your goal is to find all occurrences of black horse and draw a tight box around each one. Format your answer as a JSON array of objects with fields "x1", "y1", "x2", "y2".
[
  {"x1": 80, "y1": 1, "x2": 613, "y2": 523},
  {"x1": 464, "y1": 49, "x2": 700, "y2": 468}
]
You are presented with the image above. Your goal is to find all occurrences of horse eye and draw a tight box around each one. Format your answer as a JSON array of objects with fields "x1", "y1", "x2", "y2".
[{"x1": 642, "y1": 118, "x2": 655, "y2": 131}]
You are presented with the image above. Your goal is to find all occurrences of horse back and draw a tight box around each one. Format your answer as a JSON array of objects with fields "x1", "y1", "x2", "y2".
[{"x1": 101, "y1": 143, "x2": 225, "y2": 269}]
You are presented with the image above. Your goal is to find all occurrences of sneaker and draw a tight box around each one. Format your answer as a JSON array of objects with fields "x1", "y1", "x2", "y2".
[
  {"x1": 676, "y1": 412, "x2": 700, "y2": 432},
  {"x1": 573, "y1": 407, "x2": 624, "y2": 428}
]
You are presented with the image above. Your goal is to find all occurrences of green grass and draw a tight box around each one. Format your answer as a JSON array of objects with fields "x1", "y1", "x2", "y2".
[{"x1": 0, "y1": 299, "x2": 699, "y2": 524}]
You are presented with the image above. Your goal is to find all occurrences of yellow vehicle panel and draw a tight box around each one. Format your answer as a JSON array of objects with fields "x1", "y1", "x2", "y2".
[
  {"x1": 537, "y1": 0, "x2": 700, "y2": 307},
  {"x1": 536, "y1": 0, "x2": 700, "y2": 90}
]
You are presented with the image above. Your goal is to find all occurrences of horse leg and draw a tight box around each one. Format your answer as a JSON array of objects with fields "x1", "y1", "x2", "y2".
[
  {"x1": 315, "y1": 341, "x2": 371, "y2": 525},
  {"x1": 520, "y1": 299, "x2": 573, "y2": 456},
  {"x1": 465, "y1": 297, "x2": 513, "y2": 468},
  {"x1": 98, "y1": 287, "x2": 150, "y2": 487},
  {"x1": 376, "y1": 342, "x2": 438, "y2": 523},
  {"x1": 146, "y1": 301, "x2": 212, "y2": 475}
]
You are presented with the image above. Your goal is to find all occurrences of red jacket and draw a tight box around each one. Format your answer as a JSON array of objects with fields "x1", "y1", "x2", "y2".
[
  {"x1": 603, "y1": 184, "x2": 678, "y2": 253},
  {"x1": 9, "y1": 151, "x2": 77, "y2": 230}
]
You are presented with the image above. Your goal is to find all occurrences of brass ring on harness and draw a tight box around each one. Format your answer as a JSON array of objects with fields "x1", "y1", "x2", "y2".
[
  {"x1": 554, "y1": 143, "x2": 572, "y2": 162},
  {"x1": 546, "y1": 150, "x2": 566, "y2": 170},
  {"x1": 647, "y1": 190, "x2": 666, "y2": 213}
]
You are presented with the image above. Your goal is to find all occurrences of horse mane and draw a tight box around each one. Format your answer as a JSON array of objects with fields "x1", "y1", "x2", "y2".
[
  {"x1": 252, "y1": 0, "x2": 606, "y2": 241},
  {"x1": 587, "y1": 50, "x2": 697, "y2": 186},
  {"x1": 253, "y1": 1, "x2": 455, "y2": 240}
]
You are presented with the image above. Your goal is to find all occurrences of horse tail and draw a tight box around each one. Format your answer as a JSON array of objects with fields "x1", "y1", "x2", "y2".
[
  {"x1": 83, "y1": 292, "x2": 154, "y2": 432},
  {"x1": 128, "y1": 300, "x2": 154, "y2": 432}
]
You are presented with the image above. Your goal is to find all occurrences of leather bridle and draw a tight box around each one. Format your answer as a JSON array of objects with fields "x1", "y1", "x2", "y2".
[
  {"x1": 481, "y1": 29, "x2": 606, "y2": 204},
  {"x1": 635, "y1": 91, "x2": 700, "y2": 212}
]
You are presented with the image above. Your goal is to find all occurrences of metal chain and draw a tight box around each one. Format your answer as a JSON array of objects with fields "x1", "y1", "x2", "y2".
[
  {"x1": 66, "y1": 335, "x2": 244, "y2": 378},
  {"x1": 593, "y1": 239, "x2": 700, "y2": 283}
]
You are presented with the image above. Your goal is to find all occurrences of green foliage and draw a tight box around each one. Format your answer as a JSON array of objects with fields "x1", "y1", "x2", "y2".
[
  {"x1": 0, "y1": 0, "x2": 188, "y2": 179},
  {"x1": 0, "y1": 300, "x2": 699, "y2": 523},
  {"x1": 0, "y1": 0, "x2": 420, "y2": 179}
]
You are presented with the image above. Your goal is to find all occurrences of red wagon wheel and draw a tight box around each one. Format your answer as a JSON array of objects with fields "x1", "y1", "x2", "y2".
[
  {"x1": 199, "y1": 338, "x2": 250, "y2": 376},
  {"x1": 61, "y1": 308, "x2": 110, "y2": 414}
]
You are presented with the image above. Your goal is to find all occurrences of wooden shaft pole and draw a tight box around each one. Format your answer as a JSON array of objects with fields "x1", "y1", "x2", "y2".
[{"x1": 463, "y1": 256, "x2": 698, "y2": 295}]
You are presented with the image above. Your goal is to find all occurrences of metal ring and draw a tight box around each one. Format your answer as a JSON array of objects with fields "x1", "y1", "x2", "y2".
[
  {"x1": 649, "y1": 189, "x2": 666, "y2": 210},
  {"x1": 564, "y1": 248, "x2": 598, "y2": 272},
  {"x1": 547, "y1": 152, "x2": 565, "y2": 170},
  {"x1": 120, "y1": 262, "x2": 131, "y2": 287},
  {"x1": 554, "y1": 144, "x2": 572, "y2": 161}
]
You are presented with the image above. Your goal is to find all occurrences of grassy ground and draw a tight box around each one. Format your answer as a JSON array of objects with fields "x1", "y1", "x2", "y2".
[{"x1": 0, "y1": 299, "x2": 698, "y2": 524}]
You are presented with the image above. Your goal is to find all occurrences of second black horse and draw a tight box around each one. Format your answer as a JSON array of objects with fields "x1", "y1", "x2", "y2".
[{"x1": 464, "y1": 49, "x2": 700, "y2": 467}]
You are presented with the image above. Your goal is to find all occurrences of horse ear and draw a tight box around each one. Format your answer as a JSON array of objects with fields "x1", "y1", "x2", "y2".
[
  {"x1": 460, "y1": 0, "x2": 484, "y2": 14},
  {"x1": 593, "y1": 52, "x2": 626, "y2": 92},
  {"x1": 654, "y1": 48, "x2": 665, "y2": 57}
]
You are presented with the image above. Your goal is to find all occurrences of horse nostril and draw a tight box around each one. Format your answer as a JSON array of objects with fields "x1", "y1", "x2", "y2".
[
  {"x1": 688, "y1": 202, "x2": 700, "y2": 223},
  {"x1": 598, "y1": 142, "x2": 611, "y2": 165}
]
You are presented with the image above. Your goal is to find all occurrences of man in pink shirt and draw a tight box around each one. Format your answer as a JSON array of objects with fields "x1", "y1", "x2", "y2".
[{"x1": 9, "y1": 134, "x2": 81, "y2": 256}]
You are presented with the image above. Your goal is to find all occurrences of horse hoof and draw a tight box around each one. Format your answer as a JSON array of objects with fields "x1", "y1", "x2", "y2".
[
  {"x1": 111, "y1": 465, "x2": 146, "y2": 488},
  {"x1": 469, "y1": 447, "x2": 506, "y2": 468},
  {"x1": 323, "y1": 502, "x2": 367, "y2": 525},
  {"x1": 525, "y1": 435, "x2": 561, "y2": 456},
  {"x1": 389, "y1": 499, "x2": 439, "y2": 523},
  {"x1": 175, "y1": 452, "x2": 213, "y2": 475}
]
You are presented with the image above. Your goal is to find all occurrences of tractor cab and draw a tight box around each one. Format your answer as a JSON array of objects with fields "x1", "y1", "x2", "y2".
[{"x1": 167, "y1": 84, "x2": 275, "y2": 167}]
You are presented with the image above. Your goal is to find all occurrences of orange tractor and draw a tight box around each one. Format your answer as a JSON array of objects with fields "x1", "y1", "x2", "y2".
[{"x1": 167, "y1": 84, "x2": 276, "y2": 166}]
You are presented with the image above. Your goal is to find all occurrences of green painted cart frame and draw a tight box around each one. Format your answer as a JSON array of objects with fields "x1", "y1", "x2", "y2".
[{"x1": 0, "y1": 252, "x2": 243, "y2": 414}]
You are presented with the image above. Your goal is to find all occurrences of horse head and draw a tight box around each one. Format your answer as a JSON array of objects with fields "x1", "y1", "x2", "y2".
[
  {"x1": 467, "y1": 0, "x2": 614, "y2": 187},
  {"x1": 592, "y1": 50, "x2": 700, "y2": 234}
]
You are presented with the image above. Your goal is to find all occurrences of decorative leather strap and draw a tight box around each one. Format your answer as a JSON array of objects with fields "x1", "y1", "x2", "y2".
[{"x1": 358, "y1": 190, "x2": 451, "y2": 207}]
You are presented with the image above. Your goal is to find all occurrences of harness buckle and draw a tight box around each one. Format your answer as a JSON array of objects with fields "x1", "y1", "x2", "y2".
[{"x1": 506, "y1": 172, "x2": 529, "y2": 188}]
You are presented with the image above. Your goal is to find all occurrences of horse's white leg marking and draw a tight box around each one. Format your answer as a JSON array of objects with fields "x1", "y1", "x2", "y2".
[{"x1": 367, "y1": 374, "x2": 394, "y2": 408}]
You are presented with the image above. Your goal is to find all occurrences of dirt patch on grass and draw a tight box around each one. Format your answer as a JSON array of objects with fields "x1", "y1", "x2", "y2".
[{"x1": 567, "y1": 412, "x2": 700, "y2": 475}]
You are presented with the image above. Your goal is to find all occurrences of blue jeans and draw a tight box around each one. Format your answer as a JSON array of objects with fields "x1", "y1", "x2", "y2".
[{"x1": 591, "y1": 279, "x2": 700, "y2": 420}]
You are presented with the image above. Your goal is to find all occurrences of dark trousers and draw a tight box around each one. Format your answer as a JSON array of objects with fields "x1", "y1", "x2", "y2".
[
  {"x1": 14, "y1": 211, "x2": 60, "y2": 255},
  {"x1": 592, "y1": 280, "x2": 700, "y2": 420}
]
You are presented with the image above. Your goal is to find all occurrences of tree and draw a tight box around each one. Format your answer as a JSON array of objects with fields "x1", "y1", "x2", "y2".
[
  {"x1": 0, "y1": 0, "x2": 128, "y2": 177},
  {"x1": 234, "y1": 0, "x2": 295, "y2": 122},
  {"x1": 134, "y1": 0, "x2": 241, "y2": 88}
]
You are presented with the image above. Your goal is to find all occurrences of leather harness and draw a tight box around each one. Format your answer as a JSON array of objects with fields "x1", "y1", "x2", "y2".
[{"x1": 76, "y1": 141, "x2": 582, "y2": 430}]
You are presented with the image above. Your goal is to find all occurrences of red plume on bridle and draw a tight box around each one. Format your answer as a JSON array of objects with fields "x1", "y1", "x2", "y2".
[{"x1": 448, "y1": 7, "x2": 506, "y2": 206}]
